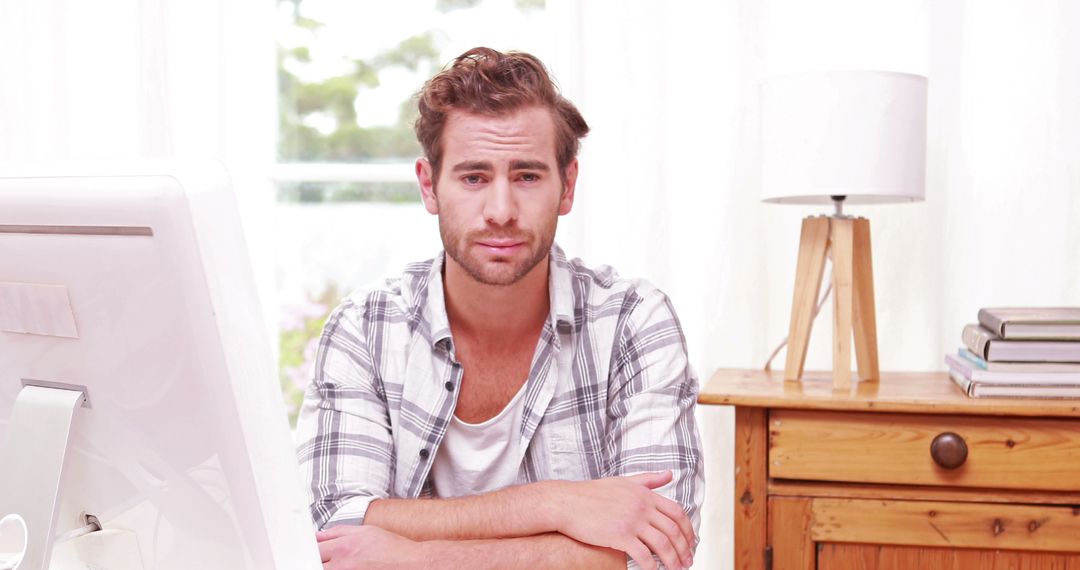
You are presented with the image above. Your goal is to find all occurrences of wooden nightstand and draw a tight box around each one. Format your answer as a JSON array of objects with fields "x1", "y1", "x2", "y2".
[{"x1": 701, "y1": 369, "x2": 1080, "y2": 569}]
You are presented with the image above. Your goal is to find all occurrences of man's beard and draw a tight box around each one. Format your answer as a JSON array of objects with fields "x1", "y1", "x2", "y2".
[{"x1": 440, "y1": 216, "x2": 557, "y2": 286}]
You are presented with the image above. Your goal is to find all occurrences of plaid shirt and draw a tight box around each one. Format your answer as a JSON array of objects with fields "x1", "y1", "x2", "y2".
[{"x1": 295, "y1": 244, "x2": 704, "y2": 547}]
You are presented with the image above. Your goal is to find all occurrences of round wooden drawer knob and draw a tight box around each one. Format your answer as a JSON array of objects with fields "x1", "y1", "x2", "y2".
[{"x1": 930, "y1": 432, "x2": 968, "y2": 469}]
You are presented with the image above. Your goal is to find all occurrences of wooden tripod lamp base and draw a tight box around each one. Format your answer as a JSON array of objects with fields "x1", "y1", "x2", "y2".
[{"x1": 783, "y1": 215, "x2": 880, "y2": 388}]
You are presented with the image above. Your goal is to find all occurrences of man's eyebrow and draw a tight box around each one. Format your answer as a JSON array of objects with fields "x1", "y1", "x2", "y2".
[
  {"x1": 510, "y1": 160, "x2": 551, "y2": 171},
  {"x1": 451, "y1": 160, "x2": 494, "y2": 172}
]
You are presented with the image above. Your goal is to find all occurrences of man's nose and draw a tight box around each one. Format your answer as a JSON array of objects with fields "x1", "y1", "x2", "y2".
[{"x1": 483, "y1": 179, "x2": 518, "y2": 226}]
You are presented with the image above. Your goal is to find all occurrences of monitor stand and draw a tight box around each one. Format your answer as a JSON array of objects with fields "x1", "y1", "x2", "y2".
[{"x1": 0, "y1": 381, "x2": 89, "y2": 570}]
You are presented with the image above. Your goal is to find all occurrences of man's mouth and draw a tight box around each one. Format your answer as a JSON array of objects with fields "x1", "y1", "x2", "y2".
[{"x1": 476, "y1": 238, "x2": 525, "y2": 253}]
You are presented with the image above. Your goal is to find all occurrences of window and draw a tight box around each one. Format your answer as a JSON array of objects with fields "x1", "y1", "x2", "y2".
[{"x1": 273, "y1": 0, "x2": 561, "y2": 424}]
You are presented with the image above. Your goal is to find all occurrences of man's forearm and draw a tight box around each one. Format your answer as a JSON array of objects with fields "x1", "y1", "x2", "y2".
[
  {"x1": 355, "y1": 473, "x2": 692, "y2": 570},
  {"x1": 421, "y1": 533, "x2": 625, "y2": 570},
  {"x1": 363, "y1": 481, "x2": 558, "y2": 541}
]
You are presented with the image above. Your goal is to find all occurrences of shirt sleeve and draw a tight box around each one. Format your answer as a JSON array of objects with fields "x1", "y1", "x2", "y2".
[
  {"x1": 294, "y1": 298, "x2": 394, "y2": 529},
  {"x1": 604, "y1": 289, "x2": 706, "y2": 568}
]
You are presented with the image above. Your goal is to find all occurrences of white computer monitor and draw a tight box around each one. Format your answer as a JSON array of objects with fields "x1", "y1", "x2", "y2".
[{"x1": 0, "y1": 161, "x2": 321, "y2": 569}]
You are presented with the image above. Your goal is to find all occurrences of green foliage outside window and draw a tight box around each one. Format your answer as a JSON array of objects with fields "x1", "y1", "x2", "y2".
[
  {"x1": 277, "y1": 2, "x2": 441, "y2": 163},
  {"x1": 277, "y1": 0, "x2": 545, "y2": 165}
]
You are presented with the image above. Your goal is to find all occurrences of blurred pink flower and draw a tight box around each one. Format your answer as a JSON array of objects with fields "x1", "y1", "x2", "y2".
[{"x1": 279, "y1": 298, "x2": 327, "y2": 331}]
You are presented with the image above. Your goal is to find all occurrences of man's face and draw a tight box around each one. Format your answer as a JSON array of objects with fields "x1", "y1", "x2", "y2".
[{"x1": 416, "y1": 106, "x2": 577, "y2": 287}]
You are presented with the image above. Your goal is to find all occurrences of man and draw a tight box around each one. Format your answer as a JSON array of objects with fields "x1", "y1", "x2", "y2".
[{"x1": 296, "y1": 47, "x2": 704, "y2": 570}]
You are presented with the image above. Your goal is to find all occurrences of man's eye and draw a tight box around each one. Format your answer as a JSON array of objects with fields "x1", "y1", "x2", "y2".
[
  {"x1": 520, "y1": 173, "x2": 539, "y2": 182},
  {"x1": 463, "y1": 175, "x2": 483, "y2": 184}
]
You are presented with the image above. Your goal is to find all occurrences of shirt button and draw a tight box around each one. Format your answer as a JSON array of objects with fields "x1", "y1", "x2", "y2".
[
  {"x1": 419, "y1": 448, "x2": 430, "y2": 459},
  {"x1": 444, "y1": 381, "x2": 454, "y2": 391}
]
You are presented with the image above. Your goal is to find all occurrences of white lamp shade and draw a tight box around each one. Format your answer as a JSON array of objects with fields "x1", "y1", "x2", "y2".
[{"x1": 760, "y1": 70, "x2": 928, "y2": 205}]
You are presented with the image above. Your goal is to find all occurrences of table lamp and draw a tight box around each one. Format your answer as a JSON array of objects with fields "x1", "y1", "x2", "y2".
[{"x1": 760, "y1": 70, "x2": 927, "y2": 388}]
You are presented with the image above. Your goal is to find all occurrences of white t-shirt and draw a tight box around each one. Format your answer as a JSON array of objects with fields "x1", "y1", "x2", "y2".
[{"x1": 431, "y1": 382, "x2": 529, "y2": 497}]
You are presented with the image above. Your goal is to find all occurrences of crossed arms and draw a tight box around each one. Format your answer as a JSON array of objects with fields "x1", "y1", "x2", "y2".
[{"x1": 317, "y1": 472, "x2": 695, "y2": 569}]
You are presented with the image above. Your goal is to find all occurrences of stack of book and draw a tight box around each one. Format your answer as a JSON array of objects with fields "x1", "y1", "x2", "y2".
[{"x1": 946, "y1": 307, "x2": 1080, "y2": 398}]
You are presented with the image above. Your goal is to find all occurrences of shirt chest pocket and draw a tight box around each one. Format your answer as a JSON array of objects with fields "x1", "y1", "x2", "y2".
[{"x1": 539, "y1": 420, "x2": 606, "y2": 480}]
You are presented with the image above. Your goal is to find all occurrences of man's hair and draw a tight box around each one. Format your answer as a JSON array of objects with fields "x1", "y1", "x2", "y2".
[{"x1": 415, "y1": 47, "x2": 589, "y2": 182}]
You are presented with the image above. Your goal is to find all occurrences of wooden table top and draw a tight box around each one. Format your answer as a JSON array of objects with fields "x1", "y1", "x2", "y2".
[{"x1": 700, "y1": 368, "x2": 1080, "y2": 418}]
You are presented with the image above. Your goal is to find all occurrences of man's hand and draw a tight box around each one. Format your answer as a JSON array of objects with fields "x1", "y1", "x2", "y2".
[
  {"x1": 545, "y1": 471, "x2": 695, "y2": 570},
  {"x1": 318, "y1": 525, "x2": 426, "y2": 570}
]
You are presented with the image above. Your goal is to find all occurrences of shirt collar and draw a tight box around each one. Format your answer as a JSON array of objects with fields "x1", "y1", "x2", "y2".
[
  {"x1": 546, "y1": 243, "x2": 575, "y2": 328},
  {"x1": 422, "y1": 251, "x2": 454, "y2": 351}
]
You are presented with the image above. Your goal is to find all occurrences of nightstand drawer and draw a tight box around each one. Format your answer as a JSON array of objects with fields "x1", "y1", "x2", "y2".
[{"x1": 769, "y1": 410, "x2": 1080, "y2": 492}]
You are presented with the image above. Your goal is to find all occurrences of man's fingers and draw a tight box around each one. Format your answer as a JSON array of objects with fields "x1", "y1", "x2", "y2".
[
  {"x1": 640, "y1": 524, "x2": 683, "y2": 570},
  {"x1": 317, "y1": 537, "x2": 335, "y2": 562},
  {"x1": 626, "y1": 470, "x2": 673, "y2": 489},
  {"x1": 651, "y1": 514, "x2": 692, "y2": 568},
  {"x1": 654, "y1": 494, "x2": 696, "y2": 548},
  {"x1": 316, "y1": 524, "x2": 359, "y2": 542},
  {"x1": 626, "y1": 540, "x2": 657, "y2": 570}
]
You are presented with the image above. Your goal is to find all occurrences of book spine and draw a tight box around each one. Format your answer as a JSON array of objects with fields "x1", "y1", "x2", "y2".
[
  {"x1": 957, "y1": 348, "x2": 990, "y2": 370},
  {"x1": 962, "y1": 324, "x2": 994, "y2": 361},
  {"x1": 978, "y1": 308, "x2": 1008, "y2": 338},
  {"x1": 948, "y1": 369, "x2": 976, "y2": 397}
]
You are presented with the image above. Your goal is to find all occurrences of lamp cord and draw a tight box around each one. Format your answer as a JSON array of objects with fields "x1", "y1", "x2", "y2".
[{"x1": 763, "y1": 263, "x2": 834, "y2": 372}]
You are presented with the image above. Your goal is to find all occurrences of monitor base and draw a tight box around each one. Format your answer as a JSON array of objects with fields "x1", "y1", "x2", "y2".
[{"x1": 0, "y1": 383, "x2": 89, "y2": 569}]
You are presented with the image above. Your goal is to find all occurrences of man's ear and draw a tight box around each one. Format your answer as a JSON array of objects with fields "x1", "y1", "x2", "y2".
[
  {"x1": 416, "y1": 158, "x2": 439, "y2": 215},
  {"x1": 558, "y1": 159, "x2": 578, "y2": 216}
]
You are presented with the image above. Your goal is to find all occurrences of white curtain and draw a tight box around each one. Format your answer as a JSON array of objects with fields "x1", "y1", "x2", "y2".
[
  {"x1": 555, "y1": 1, "x2": 1080, "y2": 568},
  {"x1": 0, "y1": 0, "x2": 278, "y2": 326}
]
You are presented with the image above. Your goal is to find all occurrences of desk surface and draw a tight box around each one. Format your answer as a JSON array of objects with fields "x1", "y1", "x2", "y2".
[{"x1": 700, "y1": 368, "x2": 1080, "y2": 418}]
